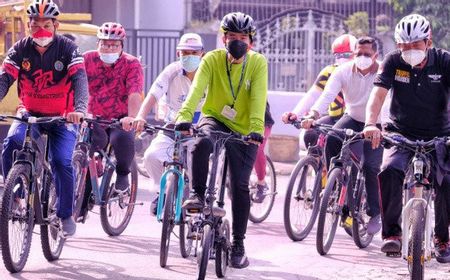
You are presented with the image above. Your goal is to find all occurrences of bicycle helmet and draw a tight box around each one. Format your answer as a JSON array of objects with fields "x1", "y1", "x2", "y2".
[
  {"x1": 27, "y1": 0, "x2": 60, "y2": 19},
  {"x1": 97, "y1": 22, "x2": 126, "y2": 40},
  {"x1": 220, "y1": 12, "x2": 256, "y2": 36},
  {"x1": 394, "y1": 14, "x2": 431, "y2": 44},
  {"x1": 331, "y1": 34, "x2": 357, "y2": 54}
]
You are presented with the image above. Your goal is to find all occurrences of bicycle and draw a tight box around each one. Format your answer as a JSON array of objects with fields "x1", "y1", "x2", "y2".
[
  {"x1": 381, "y1": 133, "x2": 449, "y2": 280},
  {"x1": 315, "y1": 125, "x2": 373, "y2": 255},
  {"x1": 0, "y1": 115, "x2": 67, "y2": 273},
  {"x1": 283, "y1": 121, "x2": 329, "y2": 241},
  {"x1": 71, "y1": 117, "x2": 139, "y2": 236},
  {"x1": 192, "y1": 129, "x2": 253, "y2": 280},
  {"x1": 142, "y1": 124, "x2": 194, "y2": 268}
]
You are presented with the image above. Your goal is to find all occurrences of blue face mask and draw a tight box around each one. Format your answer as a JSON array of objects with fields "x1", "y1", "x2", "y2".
[
  {"x1": 100, "y1": 52, "x2": 120, "y2": 64},
  {"x1": 180, "y1": 55, "x2": 201, "y2": 72}
]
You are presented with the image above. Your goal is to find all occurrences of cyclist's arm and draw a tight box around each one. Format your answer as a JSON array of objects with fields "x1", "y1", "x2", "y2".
[
  {"x1": 365, "y1": 87, "x2": 387, "y2": 126},
  {"x1": 292, "y1": 85, "x2": 321, "y2": 117},
  {"x1": 68, "y1": 47, "x2": 88, "y2": 114},
  {"x1": 0, "y1": 46, "x2": 21, "y2": 100},
  {"x1": 310, "y1": 67, "x2": 344, "y2": 118},
  {"x1": 249, "y1": 55, "x2": 268, "y2": 134},
  {"x1": 126, "y1": 58, "x2": 144, "y2": 118}
]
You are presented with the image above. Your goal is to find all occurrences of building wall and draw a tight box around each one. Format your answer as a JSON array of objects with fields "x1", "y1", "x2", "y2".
[{"x1": 136, "y1": 0, "x2": 186, "y2": 30}]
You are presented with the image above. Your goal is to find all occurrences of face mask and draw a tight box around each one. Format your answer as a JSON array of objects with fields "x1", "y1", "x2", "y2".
[
  {"x1": 180, "y1": 55, "x2": 201, "y2": 72},
  {"x1": 99, "y1": 52, "x2": 120, "y2": 64},
  {"x1": 227, "y1": 40, "x2": 248, "y2": 60},
  {"x1": 355, "y1": 56, "x2": 373, "y2": 70},
  {"x1": 401, "y1": 49, "x2": 426, "y2": 66},
  {"x1": 32, "y1": 28, "x2": 54, "y2": 47}
]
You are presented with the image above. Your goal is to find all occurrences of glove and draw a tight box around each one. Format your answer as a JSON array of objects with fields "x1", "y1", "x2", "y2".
[
  {"x1": 248, "y1": 132, "x2": 264, "y2": 144},
  {"x1": 174, "y1": 122, "x2": 192, "y2": 132}
]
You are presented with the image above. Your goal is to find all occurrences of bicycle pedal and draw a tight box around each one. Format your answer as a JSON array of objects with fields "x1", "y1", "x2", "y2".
[
  {"x1": 386, "y1": 252, "x2": 401, "y2": 258},
  {"x1": 187, "y1": 208, "x2": 202, "y2": 214}
]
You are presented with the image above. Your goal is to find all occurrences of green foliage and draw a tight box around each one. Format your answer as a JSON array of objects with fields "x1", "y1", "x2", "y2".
[
  {"x1": 344, "y1": 11, "x2": 369, "y2": 37},
  {"x1": 389, "y1": 0, "x2": 450, "y2": 49}
]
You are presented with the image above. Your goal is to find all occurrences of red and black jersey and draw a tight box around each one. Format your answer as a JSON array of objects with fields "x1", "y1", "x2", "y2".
[{"x1": 2, "y1": 35, "x2": 85, "y2": 116}]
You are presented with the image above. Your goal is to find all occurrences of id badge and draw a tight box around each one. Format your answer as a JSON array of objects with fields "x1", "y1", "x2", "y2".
[{"x1": 221, "y1": 105, "x2": 237, "y2": 121}]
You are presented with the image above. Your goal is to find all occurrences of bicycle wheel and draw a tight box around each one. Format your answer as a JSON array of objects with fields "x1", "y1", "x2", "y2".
[
  {"x1": 180, "y1": 209, "x2": 193, "y2": 258},
  {"x1": 160, "y1": 173, "x2": 177, "y2": 267},
  {"x1": 215, "y1": 219, "x2": 230, "y2": 278},
  {"x1": 41, "y1": 172, "x2": 65, "y2": 261},
  {"x1": 316, "y1": 168, "x2": 342, "y2": 255},
  {"x1": 352, "y1": 178, "x2": 373, "y2": 249},
  {"x1": 283, "y1": 156, "x2": 322, "y2": 241},
  {"x1": 408, "y1": 201, "x2": 425, "y2": 280},
  {"x1": 0, "y1": 164, "x2": 34, "y2": 273},
  {"x1": 249, "y1": 155, "x2": 277, "y2": 223},
  {"x1": 100, "y1": 159, "x2": 138, "y2": 236},
  {"x1": 197, "y1": 224, "x2": 213, "y2": 280},
  {"x1": 72, "y1": 150, "x2": 88, "y2": 222}
]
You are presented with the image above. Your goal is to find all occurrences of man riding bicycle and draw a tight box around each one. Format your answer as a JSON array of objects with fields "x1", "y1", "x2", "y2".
[
  {"x1": 363, "y1": 14, "x2": 450, "y2": 263},
  {"x1": 0, "y1": 0, "x2": 88, "y2": 236},
  {"x1": 132, "y1": 33, "x2": 205, "y2": 215},
  {"x1": 175, "y1": 12, "x2": 267, "y2": 268},
  {"x1": 302, "y1": 37, "x2": 383, "y2": 236},
  {"x1": 84, "y1": 22, "x2": 143, "y2": 194}
]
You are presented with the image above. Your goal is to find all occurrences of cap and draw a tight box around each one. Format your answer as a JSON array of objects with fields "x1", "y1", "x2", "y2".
[{"x1": 177, "y1": 33, "x2": 203, "y2": 51}]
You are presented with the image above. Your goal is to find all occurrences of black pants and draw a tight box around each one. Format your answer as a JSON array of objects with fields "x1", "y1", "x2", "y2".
[
  {"x1": 191, "y1": 117, "x2": 258, "y2": 241},
  {"x1": 303, "y1": 115, "x2": 339, "y2": 147},
  {"x1": 379, "y1": 146, "x2": 450, "y2": 241},
  {"x1": 325, "y1": 115, "x2": 382, "y2": 217},
  {"x1": 92, "y1": 124, "x2": 135, "y2": 176}
]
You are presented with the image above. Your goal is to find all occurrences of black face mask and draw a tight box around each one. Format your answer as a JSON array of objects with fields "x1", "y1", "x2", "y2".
[{"x1": 227, "y1": 40, "x2": 248, "y2": 60}]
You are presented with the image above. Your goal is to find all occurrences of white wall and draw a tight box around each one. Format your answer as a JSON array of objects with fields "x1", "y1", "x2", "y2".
[{"x1": 268, "y1": 91, "x2": 305, "y2": 137}]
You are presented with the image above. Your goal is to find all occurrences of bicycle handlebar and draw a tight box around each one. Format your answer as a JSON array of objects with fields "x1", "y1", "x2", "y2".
[
  {"x1": 381, "y1": 133, "x2": 450, "y2": 151},
  {"x1": 288, "y1": 119, "x2": 364, "y2": 140},
  {"x1": 0, "y1": 115, "x2": 67, "y2": 125}
]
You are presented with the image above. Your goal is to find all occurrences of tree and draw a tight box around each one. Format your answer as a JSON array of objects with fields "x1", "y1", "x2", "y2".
[
  {"x1": 344, "y1": 11, "x2": 369, "y2": 37},
  {"x1": 389, "y1": 0, "x2": 450, "y2": 49}
]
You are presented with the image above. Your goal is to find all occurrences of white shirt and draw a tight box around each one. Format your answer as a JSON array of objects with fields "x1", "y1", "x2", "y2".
[
  {"x1": 149, "y1": 61, "x2": 202, "y2": 123},
  {"x1": 311, "y1": 60, "x2": 382, "y2": 123}
]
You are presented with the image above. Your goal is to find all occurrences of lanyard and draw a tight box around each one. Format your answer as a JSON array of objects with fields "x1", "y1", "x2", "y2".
[{"x1": 225, "y1": 52, "x2": 247, "y2": 108}]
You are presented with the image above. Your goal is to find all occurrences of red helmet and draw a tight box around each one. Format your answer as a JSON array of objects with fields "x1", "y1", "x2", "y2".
[
  {"x1": 331, "y1": 34, "x2": 357, "y2": 54},
  {"x1": 97, "y1": 22, "x2": 126, "y2": 40}
]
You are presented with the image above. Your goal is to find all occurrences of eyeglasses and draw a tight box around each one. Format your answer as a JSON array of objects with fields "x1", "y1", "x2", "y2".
[
  {"x1": 99, "y1": 43, "x2": 122, "y2": 50},
  {"x1": 334, "y1": 52, "x2": 353, "y2": 59}
]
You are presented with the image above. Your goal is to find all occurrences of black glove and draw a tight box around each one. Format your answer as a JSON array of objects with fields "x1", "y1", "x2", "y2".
[
  {"x1": 174, "y1": 122, "x2": 192, "y2": 132},
  {"x1": 248, "y1": 132, "x2": 264, "y2": 144}
]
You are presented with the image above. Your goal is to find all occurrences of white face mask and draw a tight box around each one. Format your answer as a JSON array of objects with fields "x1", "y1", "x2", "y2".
[
  {"x1": 355, "y1": 56, "x2": 373, "y2": 70},
  {"x1": 33, "y1": 37, "x2": 53, "y2": 47},
  {"x1": 401, "y1": 49, "x2": 426, "y2": 66},
  {"x1": 99, "y1": 53, "x2": 120, "y2": 64}
]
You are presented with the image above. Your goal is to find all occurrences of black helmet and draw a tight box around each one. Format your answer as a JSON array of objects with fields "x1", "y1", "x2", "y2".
[
  {"x1": 220, "y1": 12, "x2": 256, "y2": 36},
  {"x1": 27, "y1": 0, "x2": 60, "y2": 19}
]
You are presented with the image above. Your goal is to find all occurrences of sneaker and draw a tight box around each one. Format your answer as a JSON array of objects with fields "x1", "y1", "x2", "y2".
[
  {"x1": 182, "y1": 193, "x2": 204, "y2": 210},
  {"x1": 150, "y1": 194, "x2": 159, "y2": 216},
  {"x1": 434, "y1": 238, "x2": 450, "y2": 263},
  {"x1": 115, "y1": 175, "x2": 130, "y2": 192},
  {"x1": 230, "y1": 240, "x2": 249, "y2": 269},
  {"x1": 62, "y1": 217, "x2": 76, "y2": 237},
  {"x1": 366, "y1": 214, "x2": 381, "y2": 235},
  {"x1": 253, "y1": 183, "x2": 267, "y2": 204},
  {"x1": 381, "y1": 236, "x2": 402, "y2": 253}
]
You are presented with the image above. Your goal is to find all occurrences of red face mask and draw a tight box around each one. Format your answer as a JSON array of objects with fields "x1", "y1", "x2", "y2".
[{"x1": 32, "y1": 28, "x2": 54, "y2": 47}]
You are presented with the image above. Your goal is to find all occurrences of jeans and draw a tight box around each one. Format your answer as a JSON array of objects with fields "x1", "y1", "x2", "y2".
[{"x1": 2, "y1": 120, "x2": 78, "y2": 219}]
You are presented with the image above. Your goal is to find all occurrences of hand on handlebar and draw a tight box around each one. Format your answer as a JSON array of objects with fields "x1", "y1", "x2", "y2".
[
  {"x1": 281, "y1": 112, "x2": 297, "y2": 124},
  {"x1": 132, "y1": 116, "x2": 146, "y2": 132},
  {"x1": 247, "y1": 132, "x2": 264, "y2": 145},
  {"x1": 362, "y1": 124, "x2": 382, "y2": 149},
  {"x1": 120, "y1": 116, "x2": 135, "y2": 131},
  {"x1": 66, "y1": 112, "x2": 84, "y2": 124}
]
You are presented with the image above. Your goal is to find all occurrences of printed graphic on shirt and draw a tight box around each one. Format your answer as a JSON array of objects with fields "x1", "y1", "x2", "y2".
[
  {"x1": 22, "y1": 59, "x2": 31, "y2": 71},
  {"x1": 394, "y1": 69, "x2": 410, "y2": 83},
  {"x1": 428, "y1": 74, "x2": 442, "y2": 83}
]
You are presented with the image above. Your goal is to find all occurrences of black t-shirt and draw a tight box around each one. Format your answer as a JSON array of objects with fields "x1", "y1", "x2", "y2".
[{"x1": 374, "y1": 48, "x2": 450, "y2": 139}]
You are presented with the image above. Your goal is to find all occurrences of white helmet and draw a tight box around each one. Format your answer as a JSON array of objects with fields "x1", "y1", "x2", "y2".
[{"x1": 394, "y1": 14, "x2": 431, "y2": 44}]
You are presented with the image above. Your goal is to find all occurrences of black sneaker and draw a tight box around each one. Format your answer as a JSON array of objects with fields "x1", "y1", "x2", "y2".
[
  {"x1": 381, "y1": 236, "x2": 402, "y2": 253},
  {"x1": 182, "y1": 193, "x2": 204, "y2": 210},
  {"x1": 150, "y1": 194, "x2": 159, "y2": 216},
  {"x1": 252, "y1": 183, "x2": 267, "y2": 204},
  {"x1": 115, "y1": 175, "x2": 130, "y2": 193},
  {"x1": 435, "y1": 238, "x2": 450, "y2": 263},
  {"x1": 230, "y1": 240, "x2": 249, "y2": 269}
]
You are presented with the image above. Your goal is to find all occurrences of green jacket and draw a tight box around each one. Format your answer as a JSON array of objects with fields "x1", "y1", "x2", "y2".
[{"x1": 176, "y1": 49, "x2": 268, "y2": 135}]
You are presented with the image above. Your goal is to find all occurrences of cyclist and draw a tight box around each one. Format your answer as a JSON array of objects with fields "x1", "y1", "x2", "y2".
[
  {"x1": 302, "y1": 37, "x2": 383, "y2": 236},
  {"x1": 132, "y1": 33, "x2": 205, "y2": 215},
  {"x1": 175, "y1": 12, "x2": 267, "y2": 268},
  {"x1": 0, "y1": 0, "x2": 88, "y2": 236},
  {"x1": 84, "y1": 22, "x2": 144, "y2": 194},
  {"x1": 363, "y1": 14, "x2": 450, "y2": 262},
  {"x1": 281, "y1": 34, "x2": 357, "y2": 147},
  {"x1": 253, "y1": 101, "x2": 274, "y2": 202}
]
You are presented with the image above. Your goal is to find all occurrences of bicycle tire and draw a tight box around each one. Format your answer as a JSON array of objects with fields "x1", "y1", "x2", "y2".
[
  {"x1": 160, "y1": 173, "x2": 176, "y2": 267},
  {"x1": 179, "y1": 208, "x2": 193, "y2": 258},
  {"x1": 72, "y1": 150, "x2": 88, "y2": 221},
  {"x1": 249, "y1": 155, "x2": 277, "y2": 223},
  {"x1": 409, "y1": 201, "x2": 425, "y2": 280},
  {"x1": 100, "y1": 160, "x2": 139, "y2": 236},
  {"x1": 283, "y1": 156, "x2": 321, "y2": 241},
  {"x1": 316, "y1": 168, "x2": 342, "y2": 255},
  {"x1": 215, "y1": 219, "x2": 230, "y2": 278},
  {"x1": 0, "y1": 164, "x2": 34, "y2": 273},
  {"x1": 41, "y1": 172, "x2": 65, "y2": 261},
  {"x1": 197, "y1": 224, "x2": 213, "y2": 280},
  {"x1": 352, "y1": 177, "x2": 373, "y2": 249}
]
